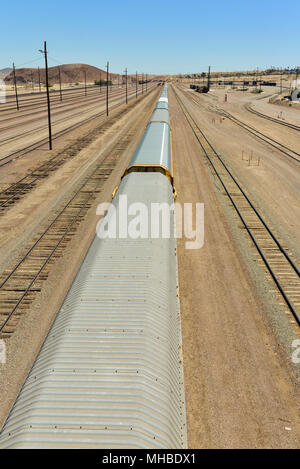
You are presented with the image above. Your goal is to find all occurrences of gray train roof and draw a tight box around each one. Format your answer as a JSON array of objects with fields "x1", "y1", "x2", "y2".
[
  {"x1": 129, "y1": 122, "x2": 171, "y2": 171},
  {"x1": 149, "y1": 108, "x2": 170, "y2": 125},
  {"x1": 155, "y1": 101, "x2": 169, "y2": 111},
  {"x1": 0, "y1": 172, "x2": 187, "y2": 449}
]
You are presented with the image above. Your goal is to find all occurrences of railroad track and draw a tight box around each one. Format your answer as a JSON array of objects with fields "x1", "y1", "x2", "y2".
[
  {"x1": 0, "y1": 101, "x2": 103, "y2": 145},
  {"x1": 0, "y1": 85, "x2": 135, "y2": 124},
  {"x1": 173, "y1": 85, "x2": 300, "y2": 326},
  {"x1": 244, "y1": 103, "x2": 300, "y2": 131},
  {"x1": 183, "y1": 89, "x2": 300, "y2": 164},
  {"x1": 0, "y1": 85, "x2": 155, "y2": 168},
  {"x1": 0, "y1": 87, "x2": 157, "y2": 212},
  {"x1": 217, "y1": 108, "x2": 300, "y2": 164},
  {"x1": 0, "y1": 87, "x2": 125, "y2": 129},
  {"x1": 0, "y1": 84, "x2": 128, "y2": 114},
  {"x1": 0, "y1": 94, "x2": 155, "y2": 338},
  {"x1": 0, "y1": 94, "x2": 118, "y2": 145}
]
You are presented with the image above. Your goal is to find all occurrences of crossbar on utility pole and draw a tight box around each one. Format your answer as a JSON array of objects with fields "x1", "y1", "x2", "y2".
[
  {"x1": 12, "y1": 63, "x2": 19, "y2": 111},
  {"x1": 106, "y1": 61, "x2": 109, "y2": 116}
]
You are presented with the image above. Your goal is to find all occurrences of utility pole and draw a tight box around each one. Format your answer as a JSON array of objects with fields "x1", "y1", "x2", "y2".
[
  {"x1": 84, "y1": 70, "x2": 87, "y2": 96},
  {"x1": 142, "y1": 73, "x2": 144, "y2": 94},
  {"x1": 136, "y1": 71, "x2": 138, "y2": 98},
  {"x1": 259, "y1": 69, "x2": 262, "y2": 91},
  {"x1": 39, "y1": 41, "x2": 52, "y2": 150},
  {"x1": 38, "y1": 66, "x2": 41, "y2": 93},
  {"x1": 59, "y1": 67, "x2": 62, "y2": 101},
  {"x1": 125, "y1": 68, "x2": 128, "y2": 104},
  {"x1": 12, "y1": 63, "x2": 19, "y2": 110},
  {"x1": 106, "y1": 61, "x2": 109, "y2": 116},
  {"x1": 207, "y1": 66, "x2": 211, "y2": 90}
]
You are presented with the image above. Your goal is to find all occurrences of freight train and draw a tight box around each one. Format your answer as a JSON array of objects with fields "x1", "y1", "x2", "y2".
[{"x1": 0, "y1": 84, "x2": 187, "y2": 449}]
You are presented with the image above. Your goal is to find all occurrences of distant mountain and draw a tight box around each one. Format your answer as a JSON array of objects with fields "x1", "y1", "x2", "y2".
[
  {"x1": 4, "y1": 64, "x2": 119, "y2": 85},
  {"x1": 0, "y1": 68, "x2": 13, "y2": 79}
]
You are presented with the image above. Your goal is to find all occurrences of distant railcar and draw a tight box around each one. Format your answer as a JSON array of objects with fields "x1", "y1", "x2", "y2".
[{"x1": 195, "y1": 85, "x2": 209, "y2": 93}]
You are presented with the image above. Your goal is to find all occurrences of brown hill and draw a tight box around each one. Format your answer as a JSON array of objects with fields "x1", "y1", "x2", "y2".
[{"x1": 4, "y1": 64, "x2": 121, "y2": 85}]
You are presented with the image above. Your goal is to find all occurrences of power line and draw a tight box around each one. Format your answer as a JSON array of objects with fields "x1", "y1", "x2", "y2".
[{"x1": 15, "y1": 57, "x2": 43, "y2": 68}]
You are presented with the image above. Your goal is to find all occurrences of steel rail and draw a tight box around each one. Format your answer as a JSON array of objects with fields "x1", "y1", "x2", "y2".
[
  {"x1": 0, "y1": 81, "x2": 152, "y2": 115},
  {"x1": 244, "y1": 103, "x2": 300, "y2": 131},
  {"x1": 0, "y1": 83, "x2": 128, "y2": 113},
  {"x1": 216, "y1": 109, "x2": 300, "y2": 164},
  {"x1": 0, "y1": 84, "x2": 155, "y2": 147},
  {"x1": 0, "y1": 84, "x2": 139, "y2": 125},
  {"x1": 0, "y1": 85, "x2": 157, "y2": 209},
  {"x1": 0, "y1": 86, "x2": 160, "y2": 336},
  {"x1": 0, "y1": 85, "x2": 129, "y2": 130},
  {"x1": 2, "y1": 80, "x2": 152, "y2": 105},
  {"x1": 183, "y1": 88, "x2": 300, "y2": 164},
  {"x1": 0, "y1": 101, "x2": 105, "y2": 145},
  {"x1": 173, "y1": 85, "x2": 300, "y2": 326},
  {"x1": 0, "y1": 93, "x2": 124, "y2": 145},
  {"x1": 0, "y1": 84, "x2": 156, "y2": 168},
  {"x1": 0, "y1": 163, "x2": 102, "y2": 334}
]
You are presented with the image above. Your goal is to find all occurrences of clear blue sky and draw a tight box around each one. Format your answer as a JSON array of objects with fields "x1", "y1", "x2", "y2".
[{"x1": 1, "y1": 0, "x2": 299, "y2": 74}]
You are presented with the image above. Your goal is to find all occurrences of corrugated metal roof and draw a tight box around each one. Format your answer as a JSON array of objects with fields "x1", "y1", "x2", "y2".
[
  {"x1": 155, "y1": 102, "x2": 169, "y2": 111},
  {"x1": 149, "y1": 109, "x2": 170, "y2": 125},
  {"x1": 129, "y1": 123, "x2": 171, "y2": 172},
  {"x1": 0, "y1": 173, "x2": 187, "y2": 449}
]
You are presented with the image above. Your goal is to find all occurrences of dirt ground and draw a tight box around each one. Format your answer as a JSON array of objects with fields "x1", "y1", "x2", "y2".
[{"x1": 169, "y1": 84, "x2": 300, "y2": 448}]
